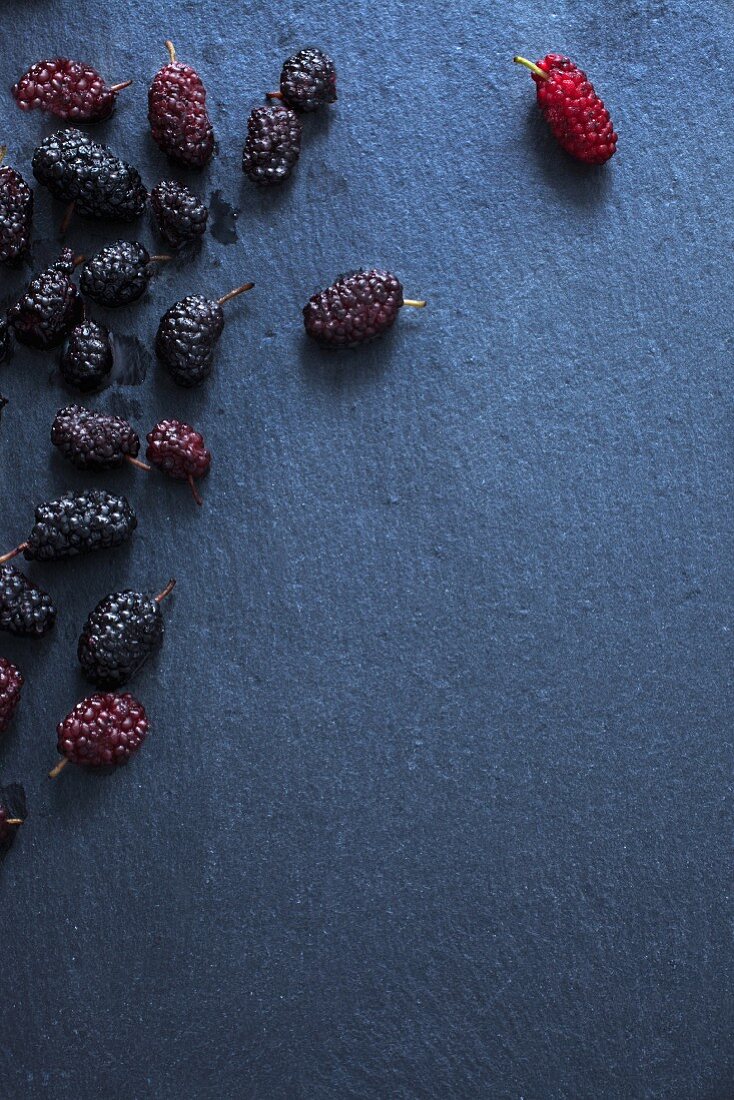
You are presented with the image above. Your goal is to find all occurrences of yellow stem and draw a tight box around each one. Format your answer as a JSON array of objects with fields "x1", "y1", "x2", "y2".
[{"x1": 513, "y1": 56, "x2": 549, "y2": 80}]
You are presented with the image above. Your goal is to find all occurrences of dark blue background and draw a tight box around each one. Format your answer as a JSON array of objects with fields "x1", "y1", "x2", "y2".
[{"x1": 1, "y1": 2, "x2": 731, "y2": 1097}]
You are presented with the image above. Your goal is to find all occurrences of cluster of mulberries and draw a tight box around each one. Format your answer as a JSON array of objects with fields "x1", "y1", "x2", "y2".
[
  {"x1": 0, "y1": 33, "x2": 432, "y2": 858},
  {"x1": 242, "y1": 47, "x2": 336, "y2": 188}
]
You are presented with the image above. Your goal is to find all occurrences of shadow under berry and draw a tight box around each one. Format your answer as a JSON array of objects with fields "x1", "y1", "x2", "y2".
[{"x1": 523, "y1": 104, "x2": 614, "y2": 208}]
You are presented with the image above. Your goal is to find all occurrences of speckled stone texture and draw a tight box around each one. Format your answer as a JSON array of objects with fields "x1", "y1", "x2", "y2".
[{"x1": 1, "y1": 2, "x2": 732, "y2": 1098}]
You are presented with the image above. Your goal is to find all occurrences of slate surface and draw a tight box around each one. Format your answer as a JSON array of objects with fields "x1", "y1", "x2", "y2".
[{"x1": 0, "y1": 2, "x2": 732, "y2": 1097}]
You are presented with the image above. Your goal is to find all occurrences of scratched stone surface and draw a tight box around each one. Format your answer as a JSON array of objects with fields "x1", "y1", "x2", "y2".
[{"x1": 0, "y1": 1, "x2": 732, "y2": 1097}]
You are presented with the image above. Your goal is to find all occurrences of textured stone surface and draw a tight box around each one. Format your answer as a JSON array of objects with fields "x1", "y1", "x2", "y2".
[{"x1": 1, "y1": 2, "x2": 732, "y2": 1097}]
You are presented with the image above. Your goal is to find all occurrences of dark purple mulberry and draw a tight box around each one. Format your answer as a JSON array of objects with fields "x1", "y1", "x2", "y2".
[
  {"x1": 0, "y1": 489, "x2": 137, "y2": 565},
  {"x1": 32, "y1": 128, "x2": 147, "y2": 221},
  {"x1": 150, "y1": 181, "x2": 208, "y2": 248},
  {"x1": 51, "y1": 405, "x2": 141, "y2": 470},
  {"x1": 0, "y1": 659, "x2": 23, "y2": 733},
  {"x1": 8, "y1": 249, "x2": 83, "y2": 349},
  {"x1": 0, "y1": 564, "x2": 57, "y2": 637},
  {"x1": 60, "y1": 320, "x2": 113, "y2": 391},
  {"x1": 155, "y1": 282, "x2": 253, "y2": 387},
  {"x1": 242, "y1": 105, "x2": 301, "y2": 186},
  {"x1": 0, "y1": 147, "x2": 33, "y2": 264},
  {"x1": 277, "y1": 48, "x2": 336, "y2": 112},
  {"x1": 303, "y1": 269, "x2": 426, "y2": 348}
]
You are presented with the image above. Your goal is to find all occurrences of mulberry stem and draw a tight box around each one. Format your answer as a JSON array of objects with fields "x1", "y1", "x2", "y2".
[
  {"x1": 513, "y1": 56, "x2": 549, "y2": 80},
  {"x1": 110, "y1": 80, "x2": 133, "y2": 93},
  {"x1": 125, "y1": 455, "x2": 152, "y2": 472},
  {"x1": 403, "y1": 299, "x2": 427, "y2": 308},
  {"x1": 266, "y1": 90, "x2": 284, "y2": 100},
  {"x1": 6, "y1": 819, "x2": 23, "y2": 827},
  {"x1": 0, "y1": 544, "x2": 27, "y2": 565},
  {"x1": 164, "y1": 41, "x2": 177, "y2": 64},
  {"x1": 187, "y1": 475, "x2": 204, "y2": 506},
  {"x1": 49, "y1": 758, "x2": 69, "y2": 779},
  {"x1": 217, "y1": 282, "x2": 255, "y2": 306},
  {"x1": 60, "y1": 201, "x2": 75, "y2": 236},
  {"x1": 155, "y1": 578, "x2": 177, "y2": 603}
]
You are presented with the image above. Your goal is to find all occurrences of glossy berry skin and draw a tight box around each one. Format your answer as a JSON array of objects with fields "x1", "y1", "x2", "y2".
[
  {"x1": 60, "y1": 321, "x2": 114, "y2": 391},
  {"x1": 51, "y1": 405, "x2": 140, "y2": 470},
  {"x1": 150, "y1": 181, "x2": 208, "y2": 249},
  {"x1": 8, "y1": 249, "x2": 83, "y2": 349},
  {"x1": 32, "y1": 129, "x2": 147, "y2": 221},
  {"x1": 0, "y1": 564, "x2": 57, "y2": 637},
  {"x1": 0, "y1": 659, "x2": 23, "y2": 734},
  {"x1": 279, "y1": 48, "x2": 336, "y2": 112},
  {"x1": 78, "y1": 588, "x2": 167, "y2": 687},
  {"x1": 146, "y1": 419, "x2": 211, "y2": 482},
  {"x1": 56, "y1": 692, "x2": 149, "y2": 768},
  {"x1": 12, "y1": 59, "x2": 127, "y2": 122},
  {"x1": 0, "y1": 317, "x2": 12, "y2": 364},
  {"x1": 148, "y1": 47, "x2": 214, "y2": 167},
  {"x1": 155, "y1": 295, "x2": 223, "y2": 387},
  {"x1": 242, "y1": 105, "x2": 302, "y2": 186},
  {"x1": 80, "y1": 241, "x2": 152, "y2": 307},
  {"x1": 303, "y1": 270, "x2": 405, "y2": 348},
  {"x1": 0, "y1": 160, "x2": 33, "y2": 264},
  {"x1": 526, "y1": 54, "x2": 617, "y2": 165},
  {"x1": 22, "y1": 489, "x2": 137, "y2": 562}
]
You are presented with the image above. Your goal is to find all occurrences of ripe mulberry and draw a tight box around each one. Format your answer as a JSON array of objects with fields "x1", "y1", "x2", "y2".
[
  {"x1": 148, "y1": 41, "x2": 214, "y2": 167},
  {"x1": 0, "y1": 564, "x2": 57, "y2": 637},
  {"x1": 8, "y1": 249, "x2": 83, "y2": 349},
  {"x1": 303, "y1": 269, "x2": 426, "y2": 348},
  {"x1": 0, "y1": 147, "x2": 33, "y2": 264},
  {"x1": 0, "y1": 659, "x2": 23, "y2": 733},
  {"x1": 0, "y1": 489, "x2": 137, "y2": 565},
  {"x1": 150, "y1": 180, "x2": 208, "y2": 249},
  {"x1": 146, "y1": 419, "x2": 211, "y2": 504},
  {"x1": 275, "y1": 48, "x2": 336, "y2": 112},
  {"x1": 78, "y1": 579, "x2": 175, "y2": 687},
  {"x1": 513, "y1": 54, "x2": 617, "y2": 165},
  {"x1": 242, "y1": 105, "x2": 302, "y2": 186},
  {"x1": 12, "y1": 58, "x2": 133, "y2": 122},
  {"x1": 156, "y1": 282, "x2": 253, "y2": 387},
  {"x1": 60, "y1": 320, "x2": 114, "y2": 391},
  {"x1": 80, "y1": 241, "x2": 170, "y2": 307},
  {"x1": 51, "y1": 692, "x2": 149, "y2": 776},
  {"x1": 32, "y1": 128, "x2": 148, "y2": 221},
  {"x1": 51, "y1": 405, "x2": 144, "y2": 470}
]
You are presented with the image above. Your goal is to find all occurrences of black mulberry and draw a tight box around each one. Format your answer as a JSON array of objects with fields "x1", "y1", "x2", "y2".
[
  {"x1": 32, "y1": 128, "x2": 147, "y2": 221},
  {"x1": 78, "y1": 579, "x2": 175, "y2": 687}
]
